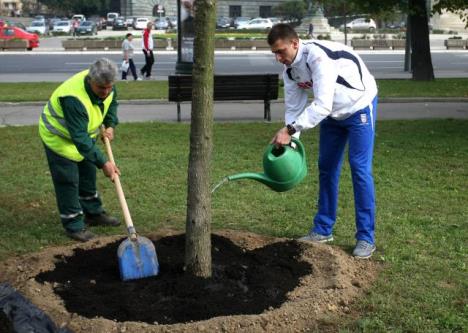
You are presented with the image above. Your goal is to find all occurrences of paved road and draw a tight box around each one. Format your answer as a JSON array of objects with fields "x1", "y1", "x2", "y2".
[
  {"x1": 1, "y1": 50, "x2": 468, "y2": 82},
  {"x1": 1, "y1": 100, "x2": 467, "y2": 127}
]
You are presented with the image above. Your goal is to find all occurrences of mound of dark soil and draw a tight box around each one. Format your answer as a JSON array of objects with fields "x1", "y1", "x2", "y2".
[{"x1": 36, "y1": 234, "x2": 311, "y2": 324}]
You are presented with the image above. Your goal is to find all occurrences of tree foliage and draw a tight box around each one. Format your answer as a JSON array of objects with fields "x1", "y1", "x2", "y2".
[
  {"x1": 37, "y1": 0, "x2": 113, "y2": 16},
  {"x1": 273, "y1": 1, "x2": 307, "y2": 22}
]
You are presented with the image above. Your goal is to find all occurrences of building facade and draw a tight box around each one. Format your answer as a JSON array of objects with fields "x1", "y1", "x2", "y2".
[{"x1": 0, "y1": 0, "x2": 21, "y2": 16}]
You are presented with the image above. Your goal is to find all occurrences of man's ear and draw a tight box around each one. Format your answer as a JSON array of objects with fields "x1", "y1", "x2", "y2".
[{"x1": 291, "y1": 38, "x2": 300, "y2": 50}]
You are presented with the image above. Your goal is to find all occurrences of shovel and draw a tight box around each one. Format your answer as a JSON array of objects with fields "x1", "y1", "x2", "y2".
[{"x1": 101, "y1": 127, "x2": 159, "y2": 281}]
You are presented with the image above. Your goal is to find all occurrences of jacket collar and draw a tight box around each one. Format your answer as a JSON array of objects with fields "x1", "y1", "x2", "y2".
[{"x1": 289, "y1": 39, "x2": 304, "y2": 67}]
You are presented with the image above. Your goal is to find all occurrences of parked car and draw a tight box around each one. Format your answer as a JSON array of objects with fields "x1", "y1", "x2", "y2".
[
  {"x1": 10, "y1": 21, "x2": 27, "y2": 30},
  {"x1": 238, "y1": 18, "x2": 273, "y2": 30},
  {"x1": 26, "y1": 20, "x2": 48, "y2": 35},
  {"x1": 233, "y1": 17, "x2": 252, "y2": 29},
  {"x1": 106, "y1": 12, "x2": 119, "y2": 28},
  {"x1": 340, "y1": 18, "x2": 376, "y2": 32},
  {"x1": 154, "y1": 17, "x2": 169, "y2": 30},
  {"x1": 75, "y1": 21, "x2": 97, "y2": 35},
  {"x1": 47, "y1": 17, "x2": 61, "y2": 30},
  {"x1": 89, "y1": 16, "x2": 105, "y2": 30},
  {"x1": 53, "y1": 20, "x2": 72, "y2": 35},
  {"x1": 268, "y1": 17, "x2": 281, "y2": 26},
  {"x1": 112, "y1": 17, "x2": 127, "y2": 30},
  {"x1": 34, "y1": 15, "x2": 46, "y2": 23},
  {"x1": 216, "y1": 16, "x2": 231, "y2": 29},
  {"x1": 0, "y1": 26, "x2": 39, "y2": 50},
  {"x1": 134, "y1": 17, "x2": 149, "y2": 30},
  {"x1": 125, "y1": 17, "x2": 134, "y2": 27}
]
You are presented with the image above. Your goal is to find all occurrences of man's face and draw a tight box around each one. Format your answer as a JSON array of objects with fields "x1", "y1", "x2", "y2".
[
  {"x1": 89, "y1": 80, "x2": 113, "y2": 99},
  {"x1": 271, "y1": 38, "x2": 299, "y2": 66}
]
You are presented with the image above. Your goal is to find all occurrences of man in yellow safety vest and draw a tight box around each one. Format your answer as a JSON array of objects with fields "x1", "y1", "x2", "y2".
[{"x1": 39, "y1": 58, "x2": 121, "y2": 242}]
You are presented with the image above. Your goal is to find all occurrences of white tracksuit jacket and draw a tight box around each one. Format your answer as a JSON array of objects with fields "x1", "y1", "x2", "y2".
[{"x1": 284, "y1": 39, "x2": 378, "y2": 132}]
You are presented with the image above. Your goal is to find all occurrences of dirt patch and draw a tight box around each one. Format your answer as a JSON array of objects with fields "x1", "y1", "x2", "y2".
[{"x1": 0, "y1": 229, "x2": 379, "y2": 332}]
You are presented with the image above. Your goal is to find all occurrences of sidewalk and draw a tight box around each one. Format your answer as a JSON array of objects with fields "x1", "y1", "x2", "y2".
[{"x1": 1, "y1": 99, "x2": 467, "y2": 127}]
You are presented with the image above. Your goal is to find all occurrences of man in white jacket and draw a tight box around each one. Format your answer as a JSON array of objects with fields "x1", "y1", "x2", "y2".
[{"x1": 269, "y1": 24, "x2": 378, "y2": 258}]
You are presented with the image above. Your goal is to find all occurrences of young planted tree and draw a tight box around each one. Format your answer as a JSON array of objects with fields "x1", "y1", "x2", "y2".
[{"x1": 185, "y1": 0, "x2": 217, "y2": 278}]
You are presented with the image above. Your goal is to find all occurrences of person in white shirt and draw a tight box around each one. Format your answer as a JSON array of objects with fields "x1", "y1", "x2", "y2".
[
  {"x1": 121, "y1": 33, "x2": 141, "y2": 81},
  {"x1": 269, "y1": 24, "x2": 378, "y2": 259}
]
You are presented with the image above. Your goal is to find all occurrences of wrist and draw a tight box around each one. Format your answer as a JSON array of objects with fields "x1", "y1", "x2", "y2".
[{"x1": 286, "y1": 123, "x2": 297, "y2": 136}]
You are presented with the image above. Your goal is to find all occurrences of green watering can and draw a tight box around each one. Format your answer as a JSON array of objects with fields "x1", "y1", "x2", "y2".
[{"x1": 226, "y1": 137, "x2": 307, "y2": 192}]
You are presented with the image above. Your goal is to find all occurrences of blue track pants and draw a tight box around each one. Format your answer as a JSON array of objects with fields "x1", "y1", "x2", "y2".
[{"x1": 312, "y1": 96, "x2": 378, "y2": 244}]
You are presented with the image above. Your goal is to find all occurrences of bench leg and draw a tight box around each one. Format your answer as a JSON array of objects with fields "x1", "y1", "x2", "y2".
[
  {"x1": 264, "y1": 100, "x2": 271, "y2": 122},
  {"x1": 177, "y1": 102, "x2": 181, "y2": 122}
]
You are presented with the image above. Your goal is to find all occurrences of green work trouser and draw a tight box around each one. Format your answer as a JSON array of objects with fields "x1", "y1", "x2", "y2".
[{"x1": 44, "y1": 144, "x2": 104, "y2": 232}]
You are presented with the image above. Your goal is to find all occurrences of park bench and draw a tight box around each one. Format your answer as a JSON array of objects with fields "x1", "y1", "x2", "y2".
[{"x1": 168, "y1": 74, "x2": 279, "y2": 122}]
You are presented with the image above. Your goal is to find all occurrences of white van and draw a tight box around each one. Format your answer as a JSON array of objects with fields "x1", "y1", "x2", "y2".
[
  {"x1": 106, "y1": 12, "x2": 119, "y2": 27},
  {"x1": 72, "y1": 14, "x2": 86, "y2": 22}
]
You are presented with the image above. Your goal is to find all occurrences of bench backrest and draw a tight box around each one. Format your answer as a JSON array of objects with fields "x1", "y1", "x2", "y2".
[{"x1": 169, "y1": 74, "x2": 279, "y2": 102}]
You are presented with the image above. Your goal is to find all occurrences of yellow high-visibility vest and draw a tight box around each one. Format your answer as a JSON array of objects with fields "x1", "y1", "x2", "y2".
[{"x1": 39, "y1": 70, "x2": 114, "y2": 161}]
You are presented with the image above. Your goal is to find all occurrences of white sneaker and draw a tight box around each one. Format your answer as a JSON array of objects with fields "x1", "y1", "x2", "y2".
[{"x1": 136, "y1": 77, "x2": 143, "y2": 81}]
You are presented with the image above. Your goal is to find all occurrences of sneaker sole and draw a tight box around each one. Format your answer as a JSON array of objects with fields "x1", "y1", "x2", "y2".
[
  {"x1": 353, "y1": 247, "x2": 376, "y2": 259},
  {"x1": 298, "y1": 236, "x2": 334, "y2": 243}
]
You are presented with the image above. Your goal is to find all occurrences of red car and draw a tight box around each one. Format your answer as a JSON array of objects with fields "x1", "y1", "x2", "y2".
[{"x1": 0, "y1": 25, "x2": 39, "y2": 50}]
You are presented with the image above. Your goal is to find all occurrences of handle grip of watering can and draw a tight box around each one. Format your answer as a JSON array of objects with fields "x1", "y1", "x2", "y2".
[
  {"x1": 100, "y1": 126, "x2": 138, "y2": 241},
  {"x1": 290, "y1": 137, "x2": 306, "y2": 160}
]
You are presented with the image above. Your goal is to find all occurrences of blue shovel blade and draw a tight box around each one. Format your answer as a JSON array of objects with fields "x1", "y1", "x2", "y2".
[{"x1": 117, "y1": 236, "x2": 159, "y2": 281}]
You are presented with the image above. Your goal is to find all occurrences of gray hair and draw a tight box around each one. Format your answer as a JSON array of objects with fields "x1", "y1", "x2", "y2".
[{"x1": 88, "y1": 58, "x2": 117, "y2": 85}]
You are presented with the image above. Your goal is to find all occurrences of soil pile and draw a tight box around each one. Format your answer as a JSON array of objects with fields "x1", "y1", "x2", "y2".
[{"x1": 0, "y1": 229, "x2": 379, "y2": 333}]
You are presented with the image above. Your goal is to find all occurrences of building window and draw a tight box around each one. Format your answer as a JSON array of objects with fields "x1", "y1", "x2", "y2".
[
  {"x1": 229, "y1": 5, "x2": 241, "y2": 18},
  {"x1": 259, "y1": 6, "x2": 271, "y2": 18}
]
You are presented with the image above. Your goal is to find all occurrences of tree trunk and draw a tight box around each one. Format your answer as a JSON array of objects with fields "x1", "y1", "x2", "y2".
[
  {"x1": 409, "y1": 0, "x2": 434, "y2": 81},
  {"x1": 184, "y1": 0, "x2": 216, "y2": 278}
]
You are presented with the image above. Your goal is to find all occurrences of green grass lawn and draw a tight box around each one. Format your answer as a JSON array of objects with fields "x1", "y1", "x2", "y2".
[
  {"x1": 0, "y1": 78, "x2": 467, "y2": 102},
  {"x1": 0, "y1": 120, "x2": 466, "y2": 332}
]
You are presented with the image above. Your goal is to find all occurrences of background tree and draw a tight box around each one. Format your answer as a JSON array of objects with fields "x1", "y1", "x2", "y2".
[
  {"x1": 37, "y1": 0, "x2": 113, "y2": 16},
  {"x1": 273, "y1": 0, "x2": 307, "y2": 24},
  {"x1": 185, "y1": 0, "x2": 216, "y2": 278}
]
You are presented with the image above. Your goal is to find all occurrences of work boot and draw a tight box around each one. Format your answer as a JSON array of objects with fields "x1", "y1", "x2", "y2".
[
  {"x1": 66, "y1": 229, "x2": 96, "y2": 242},
  {"x1": 85, "y1": 213, "x2": 120, "y2": 227},
  {"x1": 352, "y1": 240, "x2": 376, "y2": 259},
  {"x1": 298, "y1": 232, "x2": 333, "y2": 243}
]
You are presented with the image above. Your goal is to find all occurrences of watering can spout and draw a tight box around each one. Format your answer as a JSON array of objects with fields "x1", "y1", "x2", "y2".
[{"x1": 227, "y1": 172, "x2": 275, "y2": 188}]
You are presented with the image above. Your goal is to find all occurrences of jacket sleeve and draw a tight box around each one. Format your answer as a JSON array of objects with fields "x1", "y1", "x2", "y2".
[
  {"x1": 283, "y1": 70, "x2": 308, "y2": 127},
  {"x1": 293, "y1": 49, "x2": 337, "y2": 131},
  {"x1": 60, "y1": 96, "x2": 107, "y2": 168},
  {"x1": 143, "y1": 29, "x2": 149, "y2": 50},
  {"x1": 103, "y1": 88, "x2": 119, "y2": 128}
]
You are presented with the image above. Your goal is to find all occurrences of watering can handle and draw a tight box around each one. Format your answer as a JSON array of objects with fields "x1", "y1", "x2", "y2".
[{"x1": 290, "y1": 137, "x2": 306, "y2": 158}]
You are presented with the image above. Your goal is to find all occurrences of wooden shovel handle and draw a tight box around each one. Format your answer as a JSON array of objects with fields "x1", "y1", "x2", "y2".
[{"x1": 101, "y1": 126, "x2": 137, "y2": 239}]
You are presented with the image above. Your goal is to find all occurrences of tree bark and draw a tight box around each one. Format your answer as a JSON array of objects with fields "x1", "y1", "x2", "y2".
[
  {"x1": 184, "y1": 0, "x2": 216, "y2": 278},
  {"x1": 409, "y1": 0, "x2": 434, "y2": 80}
]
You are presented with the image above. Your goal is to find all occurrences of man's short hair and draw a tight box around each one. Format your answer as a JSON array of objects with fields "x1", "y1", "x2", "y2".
[
  {"x1": 88, "y1": 58, "x2": 117, "y2": 85},
  {"x1": 126, "y1": 33, "x2": 132, "y2": 38},
  {"x1": 267, "y1": 23, "x2": 299, "y2": 46}
]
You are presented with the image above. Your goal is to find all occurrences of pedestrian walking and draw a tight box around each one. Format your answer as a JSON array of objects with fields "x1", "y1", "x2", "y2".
[
  {"x1": 268, "y1": 24, "x2": 379, "y2": 258},
  {"x1": 121, "y1": 33, "x2": 141, "y2": 81},
  {"x1": 307, "y1": 23, "x2": 314, "y2": 38},
  {"x1": 140, "y1": 22, "x2": 155, "y2": 79}
]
